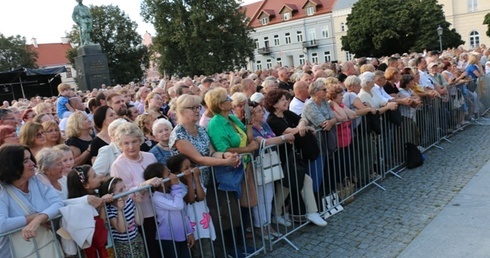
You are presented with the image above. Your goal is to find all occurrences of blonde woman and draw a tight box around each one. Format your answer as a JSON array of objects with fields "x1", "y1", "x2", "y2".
[
  {"x1": 19, "y1": 121, "x2": 46, "y2": 157},
  {"x1": 65, "y1": 111, "x2": 94, "y2": 166},
  {"x1": 42, "y1": 120, "x2": 64, "y2": 147}
]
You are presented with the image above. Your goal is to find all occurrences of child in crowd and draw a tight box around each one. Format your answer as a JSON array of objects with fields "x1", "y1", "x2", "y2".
[
  {"x1": 143, "y1": 162, "x2": 195, "y2": 258},
  {"x1": 67, "y1": 165, "x2": 112, "y2": 258},
  {"x1": 167, "y1": 154, "x2": 216, "y2": 258},
  {"x1": 54, "y1": 144, "x2": 75, "y2": 176},
  {"x1": 99, "y1": 177, "x2": 146, "y2": 258},
  {"x1": 56, "y1": 83, "x2": 75, "y2": 119}
]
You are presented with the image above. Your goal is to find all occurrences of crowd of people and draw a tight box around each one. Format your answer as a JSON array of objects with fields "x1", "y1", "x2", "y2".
[{"x1": 0, "y1": 45, "x2": 489, "y2": 258}]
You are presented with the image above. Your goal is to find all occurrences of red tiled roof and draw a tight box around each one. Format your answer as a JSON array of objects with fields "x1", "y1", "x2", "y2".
[
  {"x1": 259, "y1": 9, "x2": 276, "y2": 18},
  {"x1": 242, "y1": 0, "x2": 335, "y2": 28},
  {"x1": 28, "y1": 43, "x2": 73, "y2": 67}
]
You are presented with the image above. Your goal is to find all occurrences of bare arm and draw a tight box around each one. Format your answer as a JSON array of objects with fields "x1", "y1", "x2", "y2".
[{"x1": 175, "y1": 139, "x2": 238, "y2": 167}]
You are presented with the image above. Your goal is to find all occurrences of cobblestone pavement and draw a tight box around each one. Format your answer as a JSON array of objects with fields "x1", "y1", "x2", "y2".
[{"x1": 258, "y1": 123, "x2": 490, "y2": 258}]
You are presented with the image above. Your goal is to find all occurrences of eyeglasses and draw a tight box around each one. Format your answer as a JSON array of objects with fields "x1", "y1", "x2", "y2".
[
  {"x1": 248, "y1": 100, "x2": 260, "y2": 108},
  {"x1": 185, "y1": 105, "x2": 201, "y2": 112},
  {"x1": 36, "y1": 131, "x2": 46, "y2": 138},
  {"x1": 221, "y1": 96, "x2": 232, "y2": 103}
]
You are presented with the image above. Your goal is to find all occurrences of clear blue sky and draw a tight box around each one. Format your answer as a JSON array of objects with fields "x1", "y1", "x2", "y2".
[{"x1": 0, "y1": 0, "x2": 259, "y2": 44}]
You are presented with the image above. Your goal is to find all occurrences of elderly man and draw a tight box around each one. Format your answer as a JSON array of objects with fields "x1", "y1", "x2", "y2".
[
  {"x1": 289, "y1": 81, "x2": 310, "y2": 116},
  {"x1": 277, "y1": 67, "x2": 293, "y2": 92},
  {"x1": 240, "y1": 78, "x2": 256, "y2": 98},
  {"x1": 0, "y1": 108, "x2": 18, "y2": 128},
  {"x1": 338, "y1": 61, "x2": 358, "y2": 83},
  {"x1": 174, "y1": 81, "x2": 191, "y2": 96}
]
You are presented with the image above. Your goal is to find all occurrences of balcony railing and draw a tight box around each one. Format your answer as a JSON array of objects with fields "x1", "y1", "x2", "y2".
[
  {"x1": 302, "y1": 39, "x2": 319, "y2": 48},
  {"x1": 257, "y1": 47, "x2": 271, "y2": 55}
]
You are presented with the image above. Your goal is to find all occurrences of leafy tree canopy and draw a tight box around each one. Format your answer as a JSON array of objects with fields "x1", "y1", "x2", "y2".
[
  {"x1": 484, "y1": 13, "x2": 490, "y2": 38},
  {"x1": 66, "y1": 4, "x2": 150, "y2": 84},
  {"x1": 141, "y1": 0, "x2": 255, "y2": 76},
  {"x1": 0, "y1": 34, "x2": 38, "y2": 71},
  {"x1": 341, "y1": 0, "x2": 464, "y2": 57}
]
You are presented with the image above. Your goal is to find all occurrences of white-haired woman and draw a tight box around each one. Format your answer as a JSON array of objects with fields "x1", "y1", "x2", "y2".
[
  {"x1": 110, "y1": 122, "x2": 163, "y2": 258},
  {"x1": 149, "y1": 118, "x2": 173, "y2": 166},
  {"x1": 92, "y1": 118, "x2": 127, "y2": 176},
  {"x1": 357, "y1": 72, "x2": 398, "y2": 113},
  {"x1": 65, "y1": 111, "x2": 94, "y2": 166},
  {"x1": 231, "y1": 92, "x2": 248, "y2": 124},
  {"x1": 37, "y1": 148, "x2": 67, "y2": 199}
]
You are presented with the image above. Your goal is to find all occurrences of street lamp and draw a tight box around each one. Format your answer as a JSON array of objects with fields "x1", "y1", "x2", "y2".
[{"x1": 437, "y1": 25, "x2": 443, "y2": 51}]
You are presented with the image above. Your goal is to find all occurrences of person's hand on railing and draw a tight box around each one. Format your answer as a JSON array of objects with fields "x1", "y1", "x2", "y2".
[
  {"x1": 283, "y1": 133, "x2": 296, "y2": 144},
  {"x1": 133, "y1": 192, "x2": 142, "y2": 203},
  {"x1": 87, "y1": 195, "x2": 104, "y2": 208},
  {"x1": 386, "y1": 102, "x2": 398, "y2": 110},
  {"x1": 101, "y1": 193, "x2": 114, "y2": 204},
  {"x1": 142, "y1": 177, "x2": 163, "y2": 188},
  {"x1": 192, "y1": 167, "x2": 201, "y2": 180},
  {"x1": 22, "y1": 213, "x2": 48, "y2": 241},
  {"x1": 169, "y1": 173, "x2": 179, "y2": 185},
  {"x1": 321, "y1": 118, "x2": 337, "y2": 131},
  {"x1": 116, "y1": 197, "x2": 125, "y2": 211},
  {"x1": 222, "y1": 152, "x2": 241, "y2": 167}
]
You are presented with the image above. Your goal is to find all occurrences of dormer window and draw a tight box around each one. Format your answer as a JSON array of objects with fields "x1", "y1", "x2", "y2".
[
  {"x1": 283, "y1": 12, "x2": 291, "y2": 21},
  {"x1": 261, "y1": 17, "x2": 269, "y2": 25},
  {"x1": 306, "y1": 6, "x2": 315, "y2": 16}
]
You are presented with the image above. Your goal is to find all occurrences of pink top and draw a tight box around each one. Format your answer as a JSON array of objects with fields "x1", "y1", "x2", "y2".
[
  {"x1": 332, "y1": 103, "x2": 352, "y2": 148},
  {"x1": 110, "y1": 152, "x2": 157, "y2": 218}
]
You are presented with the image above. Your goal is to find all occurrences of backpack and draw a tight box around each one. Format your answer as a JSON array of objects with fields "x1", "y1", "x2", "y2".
[{"x1": 406, "y1": 142, "x2": 424, "y2": 169}]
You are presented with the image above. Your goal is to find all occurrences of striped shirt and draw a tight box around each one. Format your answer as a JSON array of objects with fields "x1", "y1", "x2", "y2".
[{"x1": 107, "y1": 198, "x2": 139, "y2": 241}]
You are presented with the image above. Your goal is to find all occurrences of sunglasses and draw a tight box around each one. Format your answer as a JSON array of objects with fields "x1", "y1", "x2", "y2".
[{"x1": 221, "y1": 96, "x2": 232, "y2": 103}]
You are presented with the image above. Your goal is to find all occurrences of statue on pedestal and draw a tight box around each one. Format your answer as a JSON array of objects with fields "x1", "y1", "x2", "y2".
[{"x1": 72, "y1": 0, "x2": 93, "y2": 45}]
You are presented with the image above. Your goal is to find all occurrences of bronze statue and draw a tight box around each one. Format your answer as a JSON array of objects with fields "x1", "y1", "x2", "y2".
[{"x1": 72, "y1": 0, "x2": 93, "y2": 45}]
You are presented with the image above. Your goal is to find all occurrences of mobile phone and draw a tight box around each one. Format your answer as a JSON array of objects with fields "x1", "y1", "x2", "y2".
[{"x1": 244, "y1": 103, "x2": 251, "y2": 125}]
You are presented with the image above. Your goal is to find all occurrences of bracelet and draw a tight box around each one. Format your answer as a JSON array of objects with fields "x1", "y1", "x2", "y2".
[
  {"x1": 222, "y1": 152, "x2": 226, "y2": 159},
  {"x1": 210, "y1": 152, "x2": 215, "y2": 157},
  {"x1": 280, "y1": 135, "x2": 286, "y2": 142}
]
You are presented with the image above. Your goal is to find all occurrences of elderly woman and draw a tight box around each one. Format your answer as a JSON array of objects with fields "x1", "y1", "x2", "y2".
[
  {"x1": 169, "y1": 93, "x2": 241, "y2": 257},
  {"x1": 250, "y1": 103, "x2": 295, "y2": 239},
  {"x1": 65, "y1": 111, "x2": 94, "y2": 166},
  {"x1": 231, "y1": 92, "x2": 248, "y2": 124},
  {"x1": 110, "y1": 122, "x2": 162, "y2": 258},
  {"x1": 36, "y1": 148, "x2": 67, "y2": 199},
  {"x1": 42, "y1": 120, "x2": 64, "y2": 147},
  {"x1": 92, "y1": 119, "x2": 127, "y2": 176},
  {"x1": 343, "y1": 75, "x2": 376, "y2": 116},
  {"x1": 264, "y1": 89, "x2": 327, "y2": 227},
  {"x1": 19, "y1": 121, "x2": 46, "y2": 158},
  {"x1": 90, "y1": 106, "x2": 117, "y2": 163},
  {"x1": 135, "y1": 113, "x2": 157, "y2": 152},
  {"x1": 149, "y1": 118, "x2": 173, "y2": 166},
  {"x1": 0, "y1": 125, "x2": 19, "y2": 146},
  {"x1": 0, "y1": 144, "x2": 64, "y2": 258},
  {"x1": 358, "y1": 72, "x2": 398, "y2": 113},
  {"x1": 53, "y1": 144, "x2": 75, "y2": 176}
]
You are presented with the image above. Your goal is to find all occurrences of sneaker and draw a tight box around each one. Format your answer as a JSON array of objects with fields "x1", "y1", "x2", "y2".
[
  {"x1": 283, "y1": 212, "x2": 292, "y2": 222},
  {"x1": 272, "y1": 215, "x2": 292, "y2": 227},
  {"x1": 306, "y1": 213, "x2": 327, "y2": 226}
]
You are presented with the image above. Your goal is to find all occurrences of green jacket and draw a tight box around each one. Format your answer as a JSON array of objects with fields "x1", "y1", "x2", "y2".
[{"x1": 207, "y1": 114, "x2": 246, "y2": 152}]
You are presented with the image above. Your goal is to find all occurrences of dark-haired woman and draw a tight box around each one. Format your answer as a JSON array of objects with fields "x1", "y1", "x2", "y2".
[
  {"x1": 90, "y1": 106, "x2": 117, "y2": 164},
  {"x1": 0, "y1": 144, "x2": 64, "y2": 258}
]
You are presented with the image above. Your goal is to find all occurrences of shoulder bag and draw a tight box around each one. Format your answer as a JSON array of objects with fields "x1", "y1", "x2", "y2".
[{"x1": 255, "y1": 139, "x2": 284, "y2": 186}]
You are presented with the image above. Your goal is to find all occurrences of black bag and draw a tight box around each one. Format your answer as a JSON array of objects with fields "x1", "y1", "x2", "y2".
[
  {"x1": 294, "y1": 131, "x2": 320, "y2": 161},
  {"x1": 405, "y1": 142, "x2": 424, "y2": 169},
  {"x1": 366, "y1": 111, "x2": 381, "y2": 134},
  {"x1": 318, "y1": 127, "x2": 338, "y2": 154},
  {"x1": 386, "y1": 108, "x2": 402, "y2": 126}
]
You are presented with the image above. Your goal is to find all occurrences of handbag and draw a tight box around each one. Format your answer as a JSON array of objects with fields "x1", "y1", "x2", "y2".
[
  {"x1": 255, "y1": 139, "x2": 284, "y2": 186},
  {"x1": 5, "y1": 185, "x2": 63, "y2": 258},
  {"x1": 294, "y1": 130, "x2": 320, "y2": 160},
  {"x1": 240, "y1": 165, "x2": 258, "y2": 207}
]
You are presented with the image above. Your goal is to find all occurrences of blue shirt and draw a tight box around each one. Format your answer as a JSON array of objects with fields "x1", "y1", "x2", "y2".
[{"x1": 57, "y1": 96, "x2": 70, "y2": 118}]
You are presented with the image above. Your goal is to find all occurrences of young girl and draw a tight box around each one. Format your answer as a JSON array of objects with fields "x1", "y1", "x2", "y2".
[
  {"x1": 167, "y1": 154, "x2": 216, "y2": 258},
  {"x1": 143, "y1": 162, "x2": 195, "y2": 258},
  {"x1": 66, "y1": 165, "x2": 112, "y2": 258},
  {"x1": 99, "y1": 177, "x2": 146, "y2": 258}
]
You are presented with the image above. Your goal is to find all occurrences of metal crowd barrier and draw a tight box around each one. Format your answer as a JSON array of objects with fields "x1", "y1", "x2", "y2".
[{"x1": 3, "y1": 74, "x2": 490, "y2": 257}]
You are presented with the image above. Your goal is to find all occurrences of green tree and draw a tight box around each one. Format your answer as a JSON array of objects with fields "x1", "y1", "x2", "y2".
[
  {"x1": 0, "y1": 34, "x2": 38, "y2": 71},
  {"x1": 484, "y1": 13, "x2": 490, "y2": 38},
  {"x1": 141, "y1": 0, "x2": 255, "y2": 76},
  {"x1": 341, "y1": 0, "x2": 464, "y2": 57},
  {"x1": 66, "y1": 5, "x2": 149, "y2": 84}
]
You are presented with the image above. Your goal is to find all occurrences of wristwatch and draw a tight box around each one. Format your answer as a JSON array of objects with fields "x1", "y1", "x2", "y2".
[{"x1": 280, "y1": 135, "x2": 286, "y2": 142}]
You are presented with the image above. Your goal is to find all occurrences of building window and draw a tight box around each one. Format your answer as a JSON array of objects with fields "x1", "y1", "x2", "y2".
[
  {"x1": 296, "y1": 31, "x2": 303, "y2": 42},
  {"x1": 341, "y1": 22, "x2": 345, "y2": 32},
  {"x1": 261, "y1": 17, "x2": 269, "y2": 25},
  {"x1": 306, "y1": 6, "x2": 315, "y2": 16},
  {"x1": 468, "y1": 0, "x2": 478, "y2": 12},
  {"x1": 346, "y1": 51, "x2": 352, "y2": 61},
  {"x1": 470, "y1": 31, "x2": 480, "y2": 48},
  {"x1": 254, "y1": 39, "x2": 259, "y2": 49},
  {"x1": 324, "y1": 51, "x2": 331, "y2": 62},
  {"x1": 321, "y1": 26, "x2": 329, "y2": 38},
  {"x1": 276, "y1": 57, "x2": 282, "y2": 67},
  {"x1": 66, "y1": 68, "x2": 73, "y2": 78},
  {"x1": 285, "y1": 32, "x2": 291, "y2": 44},
  {"x1": 256, "y1": 60, "x2": 262, "y2": 70},
  {"x1": 264, "y1": 37, "x2": 269, "y2": 48},
  {"x1": 299, "y1": 54, "x2": 305, "y2": 65},
  {"x1": 266, "y1": 59, "x2": 272, "y2": 69},
  {"x1": 274, "y1": 35, "x2": 280, "y2": 46},
  {"x1": 311, "y1": 53, "x2": 318, "y2": 64},
  {"x1": 283, "y1": 12, "x2": 291, "y2": 21},
  {"x1": 308, "y1": 28, "x2": 316, "y2": 42}
]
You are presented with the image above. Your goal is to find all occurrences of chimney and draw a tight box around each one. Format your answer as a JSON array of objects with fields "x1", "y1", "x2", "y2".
[{"x1": 31, "y1": 38, "x2": 38, "y2": 48}]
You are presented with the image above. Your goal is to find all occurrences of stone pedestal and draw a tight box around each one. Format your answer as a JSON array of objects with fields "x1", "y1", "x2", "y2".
[{"x1": 74, "y1": 44, "x2": 111, "y2": 91}]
